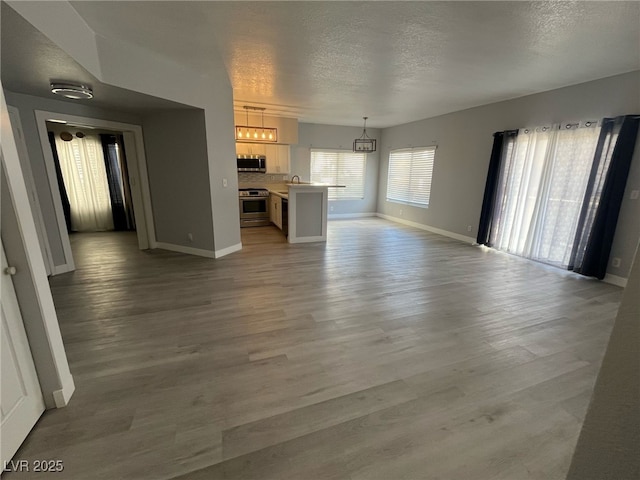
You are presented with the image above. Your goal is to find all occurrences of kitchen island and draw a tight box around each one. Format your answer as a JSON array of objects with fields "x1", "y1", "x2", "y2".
[{"x1": 268, "y1": 183, "x2": 329, "y2": 243}]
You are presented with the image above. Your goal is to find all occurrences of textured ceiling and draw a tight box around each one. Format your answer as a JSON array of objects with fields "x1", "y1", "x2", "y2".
[
  {"x1": 6, "y1": 2, "x2": 640, "y2": 127},
  {"x1": 69, "y1": 1, "x2": 640, "y2": 127}
]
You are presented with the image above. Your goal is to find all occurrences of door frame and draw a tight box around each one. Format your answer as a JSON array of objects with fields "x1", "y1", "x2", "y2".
[
  {"x1": 7, "y1": 106, "x2": 54, "y2": 275},
  {"x1": 34, "y1": 111, "x2": 156, "y2": 274}
]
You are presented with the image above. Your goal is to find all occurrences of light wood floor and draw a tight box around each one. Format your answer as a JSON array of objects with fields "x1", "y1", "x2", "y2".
[{"x1": 8, "y1": 219, "x2": 622, "y2": 479}]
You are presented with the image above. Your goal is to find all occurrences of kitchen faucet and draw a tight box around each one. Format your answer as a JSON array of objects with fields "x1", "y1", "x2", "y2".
[{"x1": 291, "y1": 175, "x2": 301, "y2": 184}]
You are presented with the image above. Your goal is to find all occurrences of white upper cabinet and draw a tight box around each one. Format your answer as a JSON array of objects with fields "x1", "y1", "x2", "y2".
[
  {"x1": 265, "y1": 145, "x2": 290, "y2": 174},
  {"x1": 236, "y1": 143, "x2": 266, "y2": 156}
]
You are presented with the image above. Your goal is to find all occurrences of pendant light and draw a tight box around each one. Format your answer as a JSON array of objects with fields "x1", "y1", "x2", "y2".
[
  {"x1": 235, "y1": 106, "x2": 278, "y2": 143},
  {"x1": 353, "y1": 117, "x2": 376, "y2": 152}
]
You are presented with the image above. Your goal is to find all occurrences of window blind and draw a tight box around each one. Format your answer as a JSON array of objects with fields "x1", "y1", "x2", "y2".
[
  {"x1": 310, "y1": 149, "x2": 366, "y2": 200},
  {"x1": 386, "y1": 146, "x2": 436, "y2": 207}
]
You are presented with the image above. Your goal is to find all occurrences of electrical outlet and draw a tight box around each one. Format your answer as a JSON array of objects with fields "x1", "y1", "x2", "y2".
[
  {"x1": 467, "y1": 225, "x2": 472, "y2": 232},
  {"x1": 222, "y1": 178, "x2": 228, "y2": 187},
  {"x1": 330, "y1": 206, "x2": 334, "y2": 212},
  {"x1": 630, "y1": 189, "x2": 639, "y2": 200},
  {"x1": 187, "y1": 233, "x2": 193, "y2": 242},
  {"x1": 612, "y1": 257, "x2": 621, "y2": 268},
  {"x1": 399, "y1": 209, "x2": 403, "y2": 216}
]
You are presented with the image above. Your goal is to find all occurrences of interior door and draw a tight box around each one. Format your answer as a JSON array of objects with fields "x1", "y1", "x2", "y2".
[{"x1": 1, "y1": 243, "x2": 45, "y2": 466}]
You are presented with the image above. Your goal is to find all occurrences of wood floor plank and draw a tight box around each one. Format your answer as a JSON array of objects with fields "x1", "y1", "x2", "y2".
[
  {"x1": 5, "y1": 218, "x2": 622, "y2": 479},
  {"x1": 222, "y1": 379, "x2": 417, "y2": 460}
]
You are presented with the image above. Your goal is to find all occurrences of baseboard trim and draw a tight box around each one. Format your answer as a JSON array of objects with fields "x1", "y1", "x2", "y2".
[
  {"x1": 603, "y1": 274, "x2": 628, "y2": 288},
  {"x1": 52, "y1": 375, "x2": 75, "y2": 408},
  {"x1": 215, "y1": 243, "x2": 242, "y2": 258},
  {"x1": 51, "y1": 263, "x2": 74, "y2": 276},
  {"x1": 328, "y1": 213, "x2": 376, "y2": 220},
  {"x1": 155, "y1": 242, "x2": 216, "y2": 259},
  {"x1": 376, "y1": 213, "x2": 476, "y2": 244},
  {"x1": 289, "y1": 235, "x2": 326, "y2": 244}
]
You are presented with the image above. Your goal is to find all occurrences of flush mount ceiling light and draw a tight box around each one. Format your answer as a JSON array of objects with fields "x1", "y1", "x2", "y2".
[
  {"x1": 353, "y1": 117, "x2": 376, "y2": 153},
  {"x1": 235, "y1": 106, "x2": 277, "y2": 143},
  {"x1": 50, "y1": 83, "x2": 93, "y2": 100}
]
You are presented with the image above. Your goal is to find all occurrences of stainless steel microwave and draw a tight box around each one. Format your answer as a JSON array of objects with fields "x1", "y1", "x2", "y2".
[{"x1": 237, "y1": 155, "x2": 266, "y2": 173}]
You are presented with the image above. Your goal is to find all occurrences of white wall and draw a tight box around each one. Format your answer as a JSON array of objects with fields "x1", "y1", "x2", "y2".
[
  {"x1": 294, "y1": 123, "x2": 380, "y2": 215},
  {"x1": 567, "y1": 240, "x2": 640, "y2": 478},
  {"x1": 142, "y1": 109, "x2": 214, "y2": 251},
  {"x1": 378, "y1": 71, "x2": 640, "y2": 279},
  {"x1": 202, "y1": 95, "x2": 242, "y2": 257},
  {"x1": 5, "y1": 90, "x2": 143, "y2": 268}
]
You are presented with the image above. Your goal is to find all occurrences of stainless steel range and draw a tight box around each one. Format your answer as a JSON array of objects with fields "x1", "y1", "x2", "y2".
[{"x1": 239, "y1": 188, "x2": 270, "y2": 227}]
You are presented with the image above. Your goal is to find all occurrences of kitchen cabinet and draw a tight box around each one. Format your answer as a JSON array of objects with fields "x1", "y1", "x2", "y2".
[
  {"x1": 265, "y1": 145, "x2": 290, "y2": 174},
  {"x1": 236, "y1": 142, "x2": 266, "y2": 156},
  {"x1": 269, "y1": 193, "x2": 282, "y2": 229}
]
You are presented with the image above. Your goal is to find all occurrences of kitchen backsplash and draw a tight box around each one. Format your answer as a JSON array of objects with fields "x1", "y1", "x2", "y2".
[{"x1": 238, "y1": 172, "x2": 290, "y2": 184}]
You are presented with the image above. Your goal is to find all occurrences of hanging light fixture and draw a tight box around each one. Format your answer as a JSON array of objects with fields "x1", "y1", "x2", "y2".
[
  {"x1": 235, "y1": 106, "x2": 278, "y2": 143},
  {"x1": 353, "y1": 116, "x2": 376, "y2": 152}
]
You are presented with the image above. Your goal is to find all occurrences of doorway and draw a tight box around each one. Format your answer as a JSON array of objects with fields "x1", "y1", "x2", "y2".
[
  {"x1": 34, "y1": 111, "x2": 156, "y2": 274},
  {"x1": 47, "y1": 123, "x2": 136, "y2": 235}
]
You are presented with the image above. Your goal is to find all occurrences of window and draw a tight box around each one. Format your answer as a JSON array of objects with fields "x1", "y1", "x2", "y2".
[
  {"x1": 310, "y1": 149, "x2": 366, "y2": 200},
  {"x1": 386, "y1": 146, "x2": 436, "y2": 207},
  {"x1": 489, "y1": 123, "x2": 602, "y2": 267},
  {"x1": 55, "y1": 133, "x2": 114, "y2": 232}
]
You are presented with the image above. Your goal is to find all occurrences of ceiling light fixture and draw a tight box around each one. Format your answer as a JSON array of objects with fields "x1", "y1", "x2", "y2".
[
  {"x1": 50, "y1": 83, "x2": 93, "y2": 100},
  {"x1": 235, "y1": 106, "x2": 277, "y2": 143},
  {"x1": 353, "y1": 117, "x2": 376, "y2": 152}
]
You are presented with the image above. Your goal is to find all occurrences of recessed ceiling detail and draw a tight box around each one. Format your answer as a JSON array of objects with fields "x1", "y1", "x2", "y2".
[{"x1": 1, "y1": 3, "x2": 199, "y2": 114}]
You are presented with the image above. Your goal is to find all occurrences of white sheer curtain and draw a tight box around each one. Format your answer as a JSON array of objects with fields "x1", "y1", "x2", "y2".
[
  {"x1": 55, "y1": 134, "x2": 114, "y2": 232},
  {"x1": 490, "y1": 122, "x2": 601, "y2": 267}
]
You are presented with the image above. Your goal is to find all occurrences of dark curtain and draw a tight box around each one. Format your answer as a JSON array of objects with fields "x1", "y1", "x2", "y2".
[
  {"x1": 48, "y1": 132, "x2": 72, "y2": 232},
  {"x1": 477, "y1": 116, "x2": 638, "y2": 281},
  {"x1": 476, "y1": 130, "x2": 518, "y2": 246},
  {"x1": 100, "y1": 134, "x2": 135, "y2": 231},
  {"x1": 570, "y1": 115, "x2": 640, "y2": 279},
  {"x1": 116, "y1": 136, "x2": 136, "y2": 230}
]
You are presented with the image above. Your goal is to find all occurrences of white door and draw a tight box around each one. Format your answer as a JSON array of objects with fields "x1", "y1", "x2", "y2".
[{"x1": 1, "y1": 243, "x2": 45, "y2": 466}]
